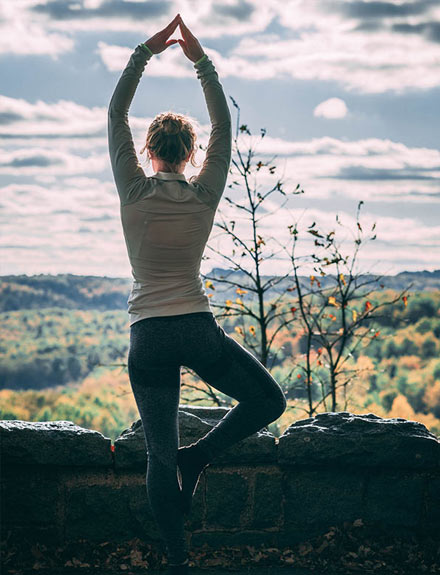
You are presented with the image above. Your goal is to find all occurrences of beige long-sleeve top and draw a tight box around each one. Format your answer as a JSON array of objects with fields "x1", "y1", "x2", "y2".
[{"x1": 108, "y1": 44, "x2": 232, "y2": 326}]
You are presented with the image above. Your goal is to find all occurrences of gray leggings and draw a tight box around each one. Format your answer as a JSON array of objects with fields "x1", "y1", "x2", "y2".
[{"x1": 127, "y1": 311, "x2": 287, "y2": 565}]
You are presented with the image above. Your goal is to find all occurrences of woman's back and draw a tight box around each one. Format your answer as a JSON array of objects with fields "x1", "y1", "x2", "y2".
[
  {"x1": 121, "y1": 171, "x2": 219, "y2": 324},
  {"x1": 107, "y1": 41, "x2": 231, "y2": 325}
]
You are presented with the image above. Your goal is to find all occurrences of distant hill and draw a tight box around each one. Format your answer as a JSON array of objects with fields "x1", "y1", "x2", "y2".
[{"x1": 1, "y1": 268, "x2": 439, "y2": 312}]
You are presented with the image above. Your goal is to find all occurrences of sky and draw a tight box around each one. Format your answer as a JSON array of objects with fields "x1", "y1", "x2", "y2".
[{"x1": 1, "y1": 0, "x2": 440, "y2": 280}]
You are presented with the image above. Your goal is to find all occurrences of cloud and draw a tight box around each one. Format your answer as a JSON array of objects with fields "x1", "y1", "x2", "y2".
[
  {"x1": 97, "y1": 41, "x2": 194, "y2": 77},
  {"x1": 18, "y1": 0, "x2": 276, "y2": 38},
  {"x1": 2, "y1": 181, "x2": 439, "y2": 277},
  {"x1": 329, "y1": 166, "x2": 438, "y2": 181},
  {"x1": 392, "y1": 21, "x2": 440, "y2": 43},
  {"x1": 314, "y1": 98, "x2": 348, "y2": 119},
  {"x1": 1, "y1": 94, "x2": 438, "y2": 203},
  {"x1": 0, "y1": 0, "x2": 74, "y2": 57},
  {"x1": 213, "y1": 0, "x2": 255, "y2": 20},
  {"x1": 0, "y1": 147, "x2": 107, "y2": 176},
  {"x1": 0, "y1": 96, "x2": 105, "y2": 137},
  {"x1": 1, "y1": 1, "x2": 440, "y2": 94},
  {"x1": 31, "y1": 0, "x2": 168, "y2": 21},
  {"x1": 338, "y1": 0, "x2": 434, "y2": 19}
]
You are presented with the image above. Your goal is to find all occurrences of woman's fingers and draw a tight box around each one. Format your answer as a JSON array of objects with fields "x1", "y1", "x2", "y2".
[
  {"x1": 158, "y1": 14, "x2": 180, "y2": 40},
  {"x1": 179, "y1": 18, "x2": 195, "y2": 41},
  {"x1": 164, "y1": 14, "x2": 180, "y2": 33}
]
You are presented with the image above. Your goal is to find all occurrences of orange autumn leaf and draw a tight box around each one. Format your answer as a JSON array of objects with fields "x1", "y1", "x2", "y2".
[
  {"x1": 205, "y1": 280, "x2": 215, "y2": 290},
  {"x1": 402, "y1": 295, "x2": 408, "y2": 307},
  {"x1": 249, "y1": 325, "x2": 256, "y2": 336},
  {"x1": 352, "y1": 309, "x2": 358, "y2": 322},
  {"x1": 339, "y1": 273, "x2": 346, "y2": 286},
  {"x1": 290, "y1": 306, "x2": 297, "y2": 317},
  {"x1": 225, "y1": 299, "x2": 233, "y2": 307},
  {"x1": 297, "y1": 373, "x2": 302, "y2": 379},
  {"x1": 236, "y1": 297, "x2": 244, "y2": 306},
  {"x1": 365, "y1": 300, "x2": 372, "y2": 312},
  {"x1": 234, "y1": 326, "x2": 243, "y2": 335},
  {"x1": 328, "y1": 296, "x2": 339, "y2": 307},
  {"x1": 310, "y1": 275, "x2": 316, "y2": 285},
  {"x1": 236, "y1": 287, "x2": 248, "y2": 295}
]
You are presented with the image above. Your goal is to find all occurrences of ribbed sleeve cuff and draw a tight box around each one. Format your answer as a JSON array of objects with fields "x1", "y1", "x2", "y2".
[
  {"x1": 139, "y1": 43, "x2": 154, "y2": 58},
  {"x1": 194, "y1": 53, "x2": 208, "y2": 66}
]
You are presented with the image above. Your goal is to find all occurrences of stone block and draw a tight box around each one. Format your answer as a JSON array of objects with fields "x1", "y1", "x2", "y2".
[
  {"x1": 278, "y1": 412, "x2": 439, "y2": 469},
  {"x1": 0, "y1": 420, "x2": 112, "y2": 466},
  {"x1": 205, "y1": 470, "x2": 250, "y2": 528},
  {"x1": 363, "y1": 471, "x2": 424, "y2": 527},
  {"x1": 425, "y1": 477, "x2": 440, "y2": 529},
  {"x1": 114, "y1": 409, "x2": 278, "y2": 469},
  {"x1": 113, "y1": 419, "x2": 147, "y2": 469},
  {"x1": 1, "y1": 466, "x2": 60, "y2": 526},
  {"x1": 253, "y1": 470, "x2": 283, "y2": 528},
  {"x1": 283, "y1": 468, "x2": 365, "y2": 530},
  {"x1": 64, "y1": 478, "x2": 159, "y2": 542}
]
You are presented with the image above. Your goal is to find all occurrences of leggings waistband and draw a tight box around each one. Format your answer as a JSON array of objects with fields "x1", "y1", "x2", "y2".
[{"x1": 132, "y1": 311, "x2": 214, "y2": 324}]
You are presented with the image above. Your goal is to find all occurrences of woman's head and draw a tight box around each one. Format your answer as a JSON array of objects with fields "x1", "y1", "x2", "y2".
[{"x1": 140, "y1": 111, "x2": 199, "y2": 172}]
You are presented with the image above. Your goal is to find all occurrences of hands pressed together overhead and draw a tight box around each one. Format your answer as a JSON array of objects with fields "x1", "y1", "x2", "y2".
[{"x1": 144, "y1": 14, "x2": 205, "y2": 63}]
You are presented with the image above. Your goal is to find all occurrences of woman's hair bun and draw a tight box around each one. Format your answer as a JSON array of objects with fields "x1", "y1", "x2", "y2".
[
  {"x1": 161, "y1": 117, "x2": 181, "y2": 135},
  {"x1": 141, "y1": 110, "x2": 201, "y2": 169}
]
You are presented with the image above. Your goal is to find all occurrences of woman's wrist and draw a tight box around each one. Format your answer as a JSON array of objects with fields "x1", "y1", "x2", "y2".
[
  {"x1": 140, "y1": 43, "x2": 154, "y2": 57},
  {"x1": 194, "y1": 53, "x2": 208, "y2": 65}
]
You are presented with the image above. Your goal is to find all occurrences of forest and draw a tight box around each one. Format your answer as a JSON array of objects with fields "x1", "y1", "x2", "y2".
[{"x1": 0, "y1": 273, "x2": 439, "y2": 441}]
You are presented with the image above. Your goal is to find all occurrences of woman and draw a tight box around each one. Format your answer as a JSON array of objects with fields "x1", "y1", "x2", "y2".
[{"x1": 108, "y1": 14, "x2": 287, "y2": 575}]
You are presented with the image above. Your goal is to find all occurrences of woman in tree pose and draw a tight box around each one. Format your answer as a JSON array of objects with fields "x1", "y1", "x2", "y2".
[{"x1": 108, "y1": 14, "x2": 287, "y2": 575}]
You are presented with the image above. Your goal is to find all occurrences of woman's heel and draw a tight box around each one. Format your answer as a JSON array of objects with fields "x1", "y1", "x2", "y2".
[{"x1": 177, "y1": 444, "x2": 211, "y2": 515}]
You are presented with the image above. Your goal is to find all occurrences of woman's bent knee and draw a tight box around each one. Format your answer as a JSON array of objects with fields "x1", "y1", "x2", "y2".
[{"x1": 265, "y1": 388, "x2": 287, "y2": 421}]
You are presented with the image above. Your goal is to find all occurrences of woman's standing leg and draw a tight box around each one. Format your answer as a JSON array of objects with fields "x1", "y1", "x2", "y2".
[{"x1": 127, "y1": 319, "x2": 188, "y2": 567}]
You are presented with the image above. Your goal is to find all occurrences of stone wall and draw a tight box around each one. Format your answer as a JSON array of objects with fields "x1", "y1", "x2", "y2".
[{"x1": 1, "y1": 409, "x2": 439, "y2": 555}]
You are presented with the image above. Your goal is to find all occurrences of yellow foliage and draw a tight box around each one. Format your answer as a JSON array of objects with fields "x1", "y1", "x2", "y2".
[
  {"x1": 423, "y1": 380, "x2": 440, "y2": 409},
  {"x1": 388, "y1": 394, "x2": 439, "y2": 433},
  {"x1": 399, "y1": 356, "x2": 422, "y2": 371}
]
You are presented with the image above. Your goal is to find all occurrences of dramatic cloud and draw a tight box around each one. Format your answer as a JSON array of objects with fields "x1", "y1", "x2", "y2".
[
  {"x1": 1, "y1": 95, "x2": 438, "y2": 205},
  {"x1": 1, "y1": 1, "x2": 439, "y2": 93},
  {"x1": 314, "y1": 98, "x2": 348, "y2": 119}
]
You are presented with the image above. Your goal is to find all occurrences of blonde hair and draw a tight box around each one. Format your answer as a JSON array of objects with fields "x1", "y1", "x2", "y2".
[{"x1": 140, "y1": 111, "x2": 200, "y2": 171}]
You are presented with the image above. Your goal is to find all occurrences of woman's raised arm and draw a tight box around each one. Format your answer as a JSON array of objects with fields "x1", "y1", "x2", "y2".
[
  {"x1": 107, "y1": 15, "x2": 180, "y2": 206},
  {"x1": 178, "y1": 18, "x2": 232, "y2": 210}
]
